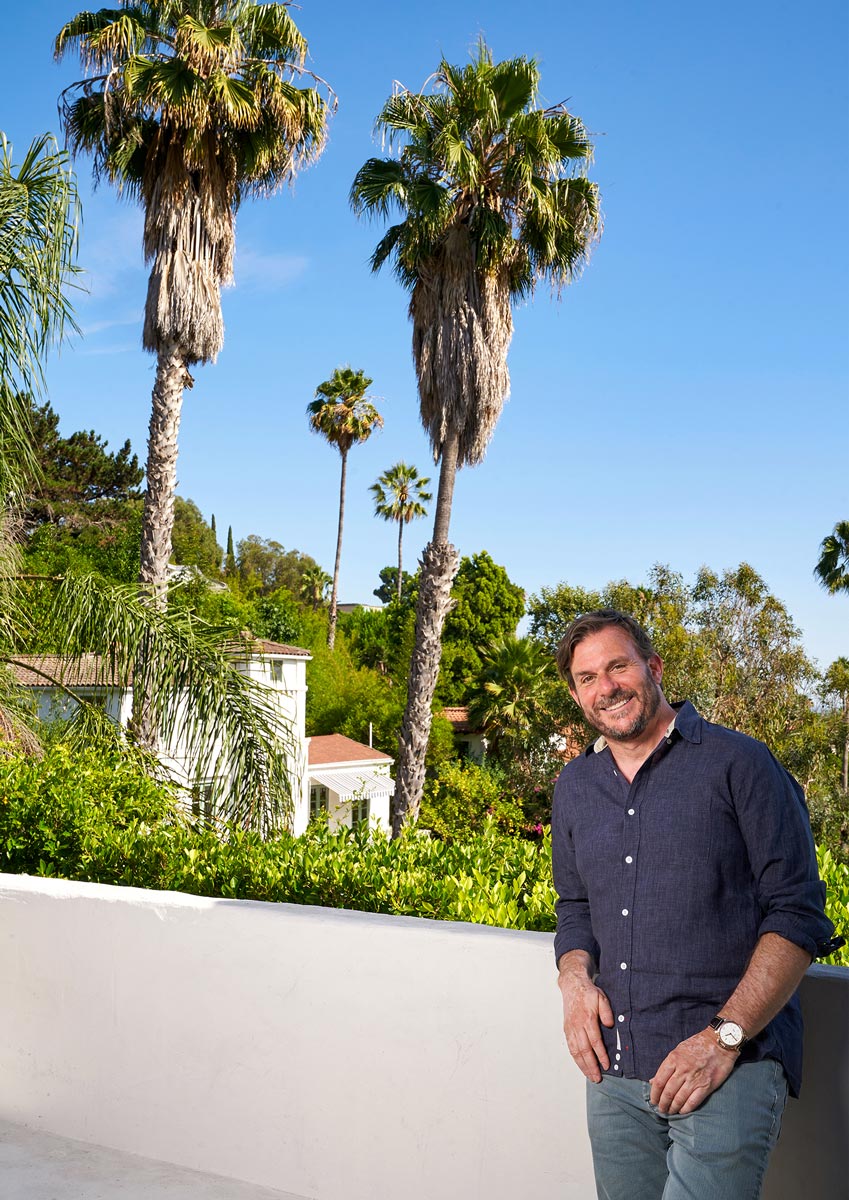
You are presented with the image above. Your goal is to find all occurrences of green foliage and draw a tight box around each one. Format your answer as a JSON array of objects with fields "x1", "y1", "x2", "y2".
[
  {"x1": 236, "y1": 535, "x2": 320, "y2": 597},
  {"x1": 817, "y1": 845, "x2": 849, "y2": 968},
  {"x1": 421, "y1": 760, "x2": 525, "y2": 840},
  {"x1": 0, "y1": 746, "x2": 556, "y2": 932},
  {"x1": 171, "y1": 497, "x2": 222, "y2": 575},
  {"x1": 305, "y1": 629, "x2": 404, "y2": 755},
  {"x1": 373, "y1": 565, "x2": 416, "y2": 606},
  {"x1": 23, "y1": 398, "x2": 142, "y2": 534},
  {"x1": 439, "y1": 552, "x2": 525, "y2": 702},
  {"x1": 814, "y1": 521, "x2": 849, "y2": 595}
]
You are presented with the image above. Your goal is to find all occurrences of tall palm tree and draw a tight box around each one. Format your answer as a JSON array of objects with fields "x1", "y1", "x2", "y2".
[
  {"x1": 55, "y1": 1, "x2": 331, "y2": 610},
  {"x1": 370, "y1": 462, "x2": 431, "y2": 601},
  {"x1": 815, "y1": 522, "x2": 849, "y2": 595},
  {"x1": 299, "y1": 562, "x2": 331, "y2": 612},
  {"x1": 307, "y1": 367, "x2": 382, "y2": 648},
  {"x1": 351, "y1": 43, "x2": 601, "y2": 832}
]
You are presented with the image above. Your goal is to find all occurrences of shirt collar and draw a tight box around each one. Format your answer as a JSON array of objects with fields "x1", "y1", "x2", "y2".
[{"x1": 588, "y1": 700, "x2": 702, "y2": 755}]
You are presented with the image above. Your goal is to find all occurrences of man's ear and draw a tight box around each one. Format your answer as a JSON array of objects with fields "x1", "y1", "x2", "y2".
[{"x1": 648, "y1": 654, "x2": 663, "y2": 684}]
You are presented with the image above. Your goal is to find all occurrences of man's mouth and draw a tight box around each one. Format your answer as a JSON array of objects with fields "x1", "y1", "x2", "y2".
[{"x1": 598, "y1": 694, "x2": 634, "y2": 714}]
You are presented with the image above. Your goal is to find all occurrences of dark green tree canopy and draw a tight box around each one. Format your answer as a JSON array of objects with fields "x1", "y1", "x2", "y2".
[
  {"x1": 439, "y1": 552, "x2": 525, "y2": 701},
  {"x1": 23, "y1": 399, "x2": 143, "y2": 533},
  {"x1": 170, "y1": 497, "x2": 222, "y2": 575}
]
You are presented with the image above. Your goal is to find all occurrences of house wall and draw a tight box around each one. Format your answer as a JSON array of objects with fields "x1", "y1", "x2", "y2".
[{"x1": 0, "y1": 873, "x2": 844, "y2": 1200}]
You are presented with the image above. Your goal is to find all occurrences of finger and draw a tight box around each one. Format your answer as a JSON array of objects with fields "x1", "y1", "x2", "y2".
[
  {"x1": 677, "y1": 1086, "x2": 711, "y2": 1116},
  {"x1": 649, "y1": 1062, "x2": 675, "y2": 1107},
  {"x1": 597, "y1": 990, "x2": 615, "y2": 1028}
]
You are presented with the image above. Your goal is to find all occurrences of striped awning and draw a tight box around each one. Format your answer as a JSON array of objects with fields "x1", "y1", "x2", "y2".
[{"x1": 309, "y1": 769, "x2": 395, "y2": 800}]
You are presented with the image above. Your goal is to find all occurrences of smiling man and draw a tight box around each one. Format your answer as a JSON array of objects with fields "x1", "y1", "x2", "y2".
[{"x1": 551, "y1": 609, "x2": 840, "y2": 1200}]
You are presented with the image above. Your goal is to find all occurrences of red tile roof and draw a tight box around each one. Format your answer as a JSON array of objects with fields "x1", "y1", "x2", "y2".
[
  {"x1": 442, "y1": 705, "x2": 480, "y2": 733},
  {"x1": 9, "y1": 654, "x2": 125, "y2": 688},
  {"x1": 307, "y1": 734, "x2": 392, "y2": 765}
]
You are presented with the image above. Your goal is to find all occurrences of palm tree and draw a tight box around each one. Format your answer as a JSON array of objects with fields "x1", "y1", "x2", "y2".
[
  {"x1": 307, "y1": 367, "x2": 382, "y2": 648},
  {"x1": 0, "y1": 132, "x2": 296, "y2": 832},
  {"x1": 466, "y1": 636, "x2": 555, "y2": 764},
  {"x1": 370, "y1": 463, "x2": 431, "y2": 601},
  {"x1": 299, "y1": 562, "x2": 331, "y2": 612},
  {"x1": 55, "y1": 1, "x2": 331, "y2": 611},
  {"x1": 815, "y1": 522, "x2": 849, "y2": 595},
  {"x1": 351, "y1": 43, "x2": 601, "y2": 832}
]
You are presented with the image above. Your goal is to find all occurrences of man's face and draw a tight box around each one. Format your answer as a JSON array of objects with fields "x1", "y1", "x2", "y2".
[{"x1": 568, "y1": 627, "x2": 664, "y2": 743}]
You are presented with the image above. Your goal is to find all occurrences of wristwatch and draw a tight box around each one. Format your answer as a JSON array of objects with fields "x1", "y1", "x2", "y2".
[{"x1": 709, "y1": 1016, "x2": 748, "y2": 1052}]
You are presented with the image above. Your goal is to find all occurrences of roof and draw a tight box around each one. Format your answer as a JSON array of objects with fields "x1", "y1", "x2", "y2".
[
  {"x1": 226, "y1": 634, "x2": 311, "y2": 658},
  {"x1": 442, "y1": 705, "x2": 481, "y2": 734},
  {"x1": 307, "y1": 734, "x2": 392, "y2": 766},
  {"x1": 9, "y1": 654, "x2": 126, "y2": 688},
  {"x1": 10, "y1": 639, "x2": 311, "y2": 689}
]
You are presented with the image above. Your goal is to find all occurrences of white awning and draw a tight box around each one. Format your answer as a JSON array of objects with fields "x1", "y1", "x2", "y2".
[{"x1": 309, "y1": 768, "x2": 395, "y2": 800}]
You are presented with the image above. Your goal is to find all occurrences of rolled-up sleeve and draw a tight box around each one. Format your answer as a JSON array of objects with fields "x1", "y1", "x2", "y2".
[
  {"x1": 731, "y1": 741, "x2": 835, "y2": 959},
  {"x1": 552, "y1": 772, "x2": 601, "y2": 967}
]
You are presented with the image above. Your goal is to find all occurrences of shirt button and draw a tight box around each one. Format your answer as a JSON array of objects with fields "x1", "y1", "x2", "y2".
[
  {"x1": 622, "y1": 908, "x2": 629, "y2": 916},
  {"x1": 615, "y1": 1053, "x2": 621, "y2": 1061},
  {"x1": 618, "y1": 1015, "x2": 625, "y2": 1023},
  {"x1": 625, "y1": 855, "x2": 633, "y2": 864},
  {"x1": 613, "y1": 1064, "x2": 619, "y2": 1071},
  {"x1": 620, "y1": 962, "x2": 627, "y2": 970},
  {"x1": 627, "y1": 808, "x2": 635, "y2": 816},
  {"x1": 667, "y1": 738, "x2": 672, "y2": 744}
]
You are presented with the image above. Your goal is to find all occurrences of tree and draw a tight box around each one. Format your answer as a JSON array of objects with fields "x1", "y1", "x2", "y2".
[
  {"x1": 373, "y1": 565, "x2": 416, "y2": 606},
  {"x1": 0, "y1": 134, "x2": 79, "y2": 513},
  {"x1": 823, "y1": 657, "x2": 849, "y2": 795},
  {"x1": 815, "y1": 521, "x2": 849, "y2": 595},
  {"x1": 55, "y1": 1, "x2": 331, "y2": 611},
  {"x1": 225, "y1": 525, "x2": 236, "y2": 577},
  {"x1": 0, "y1": 132, "x2": 299, "y2": 830},
  {"x1": 299, "y1": 562, "x2": 331, "y2": 611},
  {"x1": 439, "y1": 551, "x2": 525, "y2": 701},
  {"x1": 351, "y1": 43, "x2": 600, "y2": 832},
  {"x1": 23, "y1": 398, "x2": 142, "y2": 534},
  {"x1": 466, "y1": 635, "x2": 556, "y2": 763},
  {"x1": 307, "y1": 366, "x2": 383, "y2": 649},
  {"x1": 171, "y1": 497, "x2": 221, "y2": 575},
  {"x1": 237, "y1": 534, "x2": 320, "y2": 596},
  {"x1": 370, "y1": 462, "x2": 431, "y2": 600}
]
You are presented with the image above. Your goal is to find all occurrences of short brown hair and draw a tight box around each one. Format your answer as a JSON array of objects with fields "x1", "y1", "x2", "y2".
[{"x1": 556, "y1": 609, "x2": 657, "y2": 687}]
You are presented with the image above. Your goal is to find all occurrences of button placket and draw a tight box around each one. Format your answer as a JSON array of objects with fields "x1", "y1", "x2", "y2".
[{"x1": 617, "y1": 776, "x2": 641, "y2": 1077}]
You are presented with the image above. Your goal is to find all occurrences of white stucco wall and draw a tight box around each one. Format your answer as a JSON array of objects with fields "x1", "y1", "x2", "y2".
[{"x1": 0, "y1": 874, "x2": 844, "y2": 1200}]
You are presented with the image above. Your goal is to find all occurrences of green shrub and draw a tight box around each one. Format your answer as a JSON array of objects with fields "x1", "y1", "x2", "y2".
[
  {"x1": 0, "y1": 747, "x2": 845, "y2": 966},
  {"x1": 421, "y1": 759, "x2": 525, "y2": 839}
]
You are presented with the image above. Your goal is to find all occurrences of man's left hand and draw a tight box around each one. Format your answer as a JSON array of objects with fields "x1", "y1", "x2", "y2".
[{"x1": 649, "y1": 1030, "x2": 738, "y2": 1115}]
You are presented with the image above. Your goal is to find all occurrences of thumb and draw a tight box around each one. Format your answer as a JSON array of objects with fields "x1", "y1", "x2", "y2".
[{"x1": 598, "y1": 989, "x2": 615, "y2": 1027}]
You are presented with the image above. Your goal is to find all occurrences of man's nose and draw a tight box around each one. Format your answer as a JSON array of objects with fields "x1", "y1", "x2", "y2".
[{"x1": 596, "y1": 671, "x2": 619, "y2": 695}]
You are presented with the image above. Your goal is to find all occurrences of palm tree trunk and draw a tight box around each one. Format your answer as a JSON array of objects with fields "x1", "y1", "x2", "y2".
[
  {"x1": 843, "y1": 700, "x2": 849, "y2": 794},
  {"x1": 327, "y1": 449, "x2": 347, "y2": 650},
  {"x1": 392, "y1": 432, "x2": 461, "y2": 836},
  {"x1": 396, "y1": 519, "x2": 404, "y2": 601},
  {"x1": 135, "y1": 339, "x2": 190, "y2": 748}
]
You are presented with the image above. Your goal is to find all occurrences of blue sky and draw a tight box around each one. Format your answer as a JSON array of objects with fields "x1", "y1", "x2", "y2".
[{"x1": 3, "y1": 0, "x2": 848, "y2": 669}]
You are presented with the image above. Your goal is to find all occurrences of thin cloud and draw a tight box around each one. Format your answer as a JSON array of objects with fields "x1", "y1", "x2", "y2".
[{"x1": 232, "y1": 247, "x2": 309, "y2": 292}]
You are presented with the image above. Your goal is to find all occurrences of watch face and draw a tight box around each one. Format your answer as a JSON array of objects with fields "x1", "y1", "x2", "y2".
[{"x1": 718, "y1": 1021, "x2": 744, "y2": 1048}]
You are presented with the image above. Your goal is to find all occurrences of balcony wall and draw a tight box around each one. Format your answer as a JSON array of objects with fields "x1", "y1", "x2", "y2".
[{"x1": 0, "y1": 873, "x2": 845, "y2": 1200}]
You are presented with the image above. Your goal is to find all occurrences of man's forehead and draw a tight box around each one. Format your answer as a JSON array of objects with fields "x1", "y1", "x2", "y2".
[{"x1": 571, "y1": 627, "x2": 640, "y2": 670}]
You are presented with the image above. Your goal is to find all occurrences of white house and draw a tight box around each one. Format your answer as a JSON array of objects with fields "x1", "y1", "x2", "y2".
[
  {"x1": 305, "y1": 733, "x2": 394, "y2": 835},
  {"x1": 11, "y1": 640, "x2": 393, "y2": 836}
]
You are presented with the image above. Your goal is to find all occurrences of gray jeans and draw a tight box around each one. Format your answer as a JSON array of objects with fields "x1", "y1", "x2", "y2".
[{"x1": 585, "y1": 1059, "x2": 788, "y2": 1200}]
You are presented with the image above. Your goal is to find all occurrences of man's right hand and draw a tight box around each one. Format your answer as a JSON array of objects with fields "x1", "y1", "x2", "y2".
[{"x1": 557, "y1": 950, "x2": 615, "y2": 1082}]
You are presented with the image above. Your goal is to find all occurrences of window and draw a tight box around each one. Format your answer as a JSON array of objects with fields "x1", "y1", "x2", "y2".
[
  {"x1": 350, "y1": 792, "x2": 370, "y2": 827},
  {"x1": 269, "y1": 660, "x2": 284, "y2": 683},
  {"x1": 191, "y1": 780, "x2": 216, "y2": 826},
  {"x1": 310, "y1": 785, "x2": 328, "y2": 820}
]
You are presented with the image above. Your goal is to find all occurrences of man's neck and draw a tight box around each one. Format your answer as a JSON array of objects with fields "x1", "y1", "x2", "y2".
[{"x1": 604, "y1": 700, "x2": 678, "y2": 783}]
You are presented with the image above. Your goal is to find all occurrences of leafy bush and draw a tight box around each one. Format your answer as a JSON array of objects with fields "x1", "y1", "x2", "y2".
[
  {"x1": 421, "y1": 759, "x2": 525, "y2": 839},
  {"x1": 1, "y1": 748, "x2": 845, "y2": 965}
]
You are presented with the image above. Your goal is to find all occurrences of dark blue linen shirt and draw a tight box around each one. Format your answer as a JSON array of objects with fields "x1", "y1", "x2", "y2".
[{"x1": 551, "y1": 701, "x2": 835, "y2": 1097}]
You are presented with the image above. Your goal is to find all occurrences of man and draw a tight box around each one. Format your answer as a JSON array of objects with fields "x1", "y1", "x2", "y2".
[{"x1": 551, "y1": 609, "x2": 840, "y2": 1200}]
